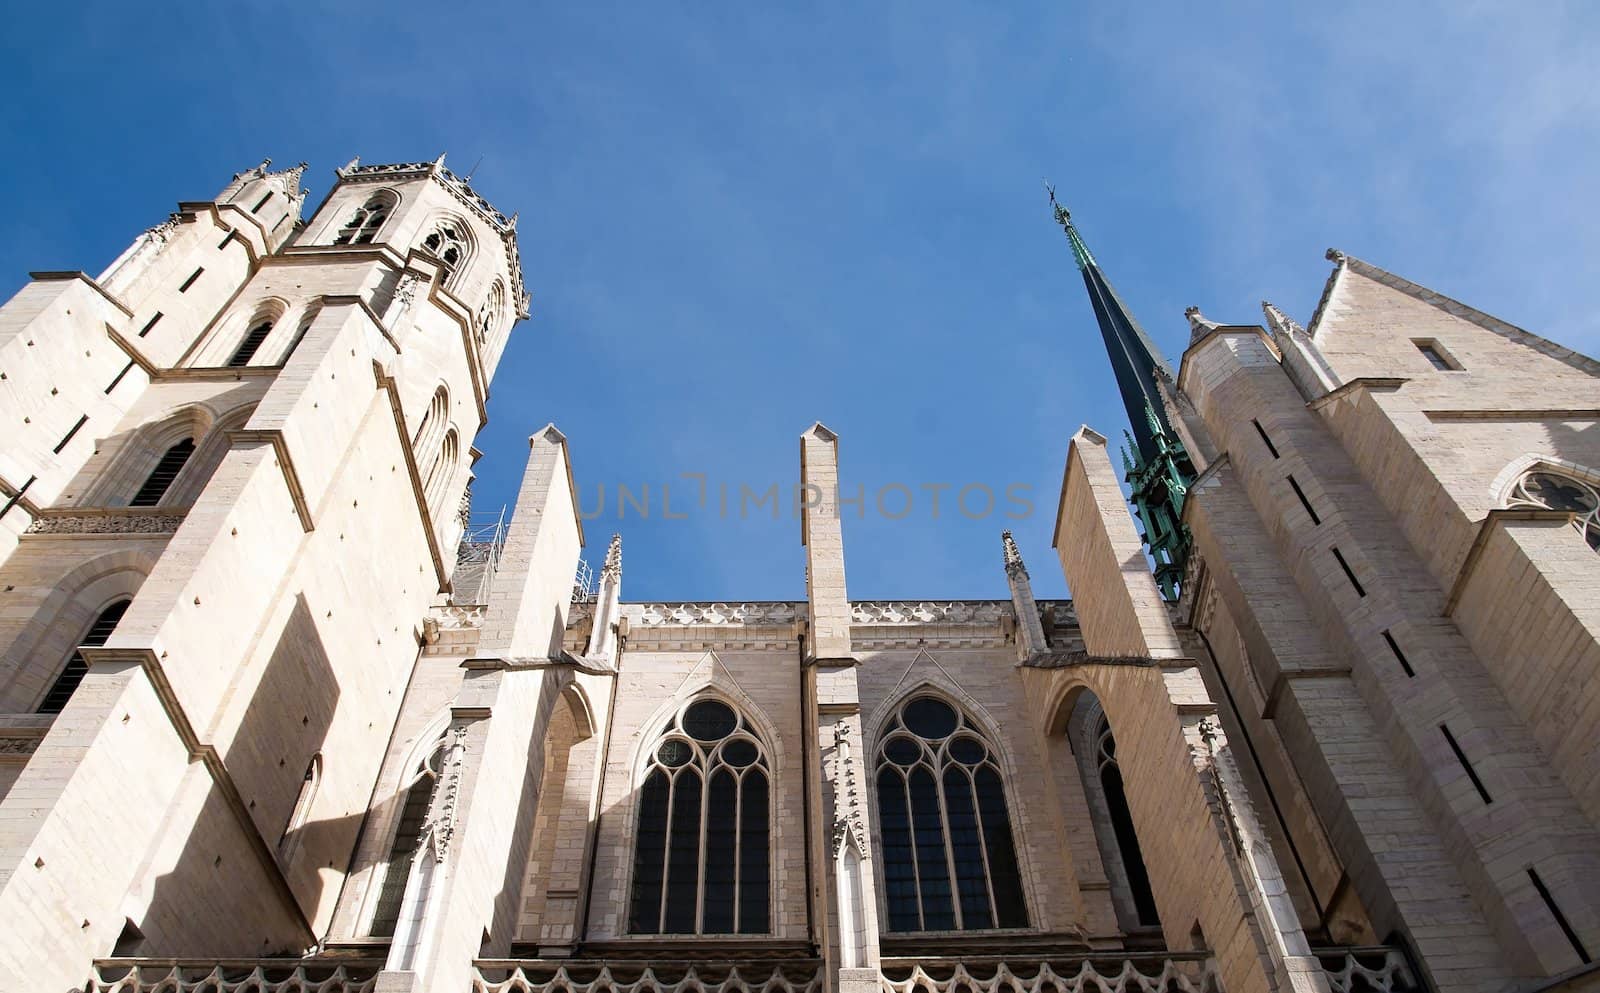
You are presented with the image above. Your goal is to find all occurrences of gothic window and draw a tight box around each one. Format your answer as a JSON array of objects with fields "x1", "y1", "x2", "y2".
[
  {"x1": 422, "y1": 221, "x2": 468, "y2": 273},
  {"x1": 333, "y1": 194, "x2": 393, "y2": 246},
  {"x1": 1091, "y1": 714, "x2": 1160, "y2": 927},
  {"x1": 423, "y1": 429, "x2": 459, "y2": 516},
  {"x1": 130, "y1": 438, "x2": 195, "y2": 507},
  {"x1": 414, "y1": 387, "x2": 449, "y2": 453},
  {"x1": 370, "y1": 736, "x2": 446, "y2": 937},
  {"x1": 875, "y1": 695, "x2": 1028, "y2": 932},
  {"x1": 1507, "y1": 468, "x2": 1600, "y2": 551},
  {"x1": 477, "y1": 281, "x2": 505, "y2": 345},
  {"x1": 228, "y1": 319, "x2": 273, "y2": 367},
  {"x1": 37, "y1": 599, "x2": 130, "y2": 714},
  {"x1": 628, "y1": 698, "x2": 771, "y2": 935}
]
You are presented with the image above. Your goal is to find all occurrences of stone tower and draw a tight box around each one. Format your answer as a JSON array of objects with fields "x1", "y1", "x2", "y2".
[{"x1": 0, "y1": 156, "x2": 527, "y2": 991}]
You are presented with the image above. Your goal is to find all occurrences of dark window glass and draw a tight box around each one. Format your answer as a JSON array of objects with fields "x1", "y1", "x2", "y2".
[
  {"x1": 370, "y1": 764, "x2": 439, "y2": 937},
  {"x1": 1102, "y1": 761, "x2": 1160, "y2": 927},
  {"x1": 228, "y1": 321, "x2": 273, "y2": 367},
  {"x1": 663, "y1": 769, "x2": 702, "y2": 933},
  {"x1": 975, "y1": 765, "x2": 1028, "y2": 928},
  {"x1": 903, "y1": 697, "x2": 958, "y2": 739},
  {"x1": 630, "y1": 700, "x2": 771, "y2": 935},
  {"x1": 909, "y1": 766, "x2": 955, "y2": 930},
  {"x1": 703, "y1": 769, "x2": 738, "y2": 933},
  {"x1": 627, "y1": 770, "x2": 670, "y2": 933},
  {"x1": 877, "y1": 767, "x2": 920, "y2": 931},
  {"x1": 1417, "y1": 342, "x2": 1454, "y2": 371},
  {"x1": 722, "y1": 738, "x2": 758, "y2": 767},
  {"x1": 944, "y1": 766, "x2": 992, "y2": 928},
  {"x1": 738, "y1": 770, "x2": 770, "y2": 933},
  {"x1": 884, "y1": 736, "x2": 921, "y2": 765},
  {"x1": 876, "y1": 696, "x2": 1030, "y2": 932},
  {"x1": 683, "y1": 700, "x2": 736, "y2": 741},
  {"x1": 130, "y1": 439, "x2": 195, "y2": 507},
  {"x1": 37, "y1": 600, "x2": 129, "y2": 714}
]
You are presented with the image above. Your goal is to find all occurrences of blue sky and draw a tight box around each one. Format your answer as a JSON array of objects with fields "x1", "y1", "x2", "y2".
[{"x1": 3, "y1": 1, "x2": 1597, "y2": 601}]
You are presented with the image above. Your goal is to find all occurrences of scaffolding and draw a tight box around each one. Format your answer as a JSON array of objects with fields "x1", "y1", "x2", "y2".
[{"x1": 452, "y1": 507, "x2": 508, "y2": 606}]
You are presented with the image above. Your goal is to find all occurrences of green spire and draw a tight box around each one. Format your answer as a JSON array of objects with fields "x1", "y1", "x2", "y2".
[{"x1": 1046, "y1": 183, "x2": 1096, "y2": 271}]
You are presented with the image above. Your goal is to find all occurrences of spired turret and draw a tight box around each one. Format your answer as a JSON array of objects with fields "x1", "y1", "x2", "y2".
[{"x1": 1047, "y1": 192, "x2": 1195, "y2": 598}]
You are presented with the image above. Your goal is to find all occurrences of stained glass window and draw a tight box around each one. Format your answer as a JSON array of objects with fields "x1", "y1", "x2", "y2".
[
  {"x1": 875, "y1": 695, "x2": 1029, "y2": 931},
  {"x1": 628, "y1": 698, "x2": 771, "y2": 934},
  {"x1": 1508, "y1": 469, "x2": 1600, "y2": 551}
]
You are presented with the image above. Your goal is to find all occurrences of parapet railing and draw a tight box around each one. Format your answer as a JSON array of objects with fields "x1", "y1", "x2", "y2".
[
  {"x1": 79, "y1": 959, "x2": 381, "y2": 993},
  {"x1": 877, "y1": 953, "x2": 1220, "y2": 993},
  {"x1": 472, "y1": 960, "x2": 824, "y2": 993},
  {"x1": 1312, "y1": 947, "x2": 1420, "y2": 993}
]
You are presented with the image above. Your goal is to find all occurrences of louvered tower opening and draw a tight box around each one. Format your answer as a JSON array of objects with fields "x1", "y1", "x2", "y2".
[
  {"x1": 37, "y1": 600, "x2": 131, "y2": 714},
  {"x1": 130, "y1": 438, "x2": 195, "y2": 507},
  {"x1": 227, "y1": 321, "x2": 273, "y2": 367}
]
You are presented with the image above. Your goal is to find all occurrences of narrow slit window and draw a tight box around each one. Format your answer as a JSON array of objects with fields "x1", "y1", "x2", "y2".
[
  {"x1": 54, "y1": 415, "x2": 88, "y2": 455},
  {"x1": 1381, "y1": 630, "x2": 1415, "y2": 678},
  {"x1": 105, "y1": 360, "x2": 135, "y2": 394},
  {"x1": 1331, "y1": 547, "x2": 1366, "y2": 597},
  {"x1": 1252, "y1": 419, "x2": 1280, "y2": 459},
  {"x1": 217, "y1": 230, "x2": 236, "y2": 251},
  {"x1": 228, "y1": 320, "x2": 274, "y2": 367},
  {"x1": 1414, "y1": 340, "x2": 1457, "y2": 371},
  {"x1": 139, "y1": 312, "x2": 163, "y2": 338},
  {"x1": 178, "y1": 268, "x2": 203, "y2": 293},
  {"x1": 1440, "y1": 723, "x2": 1492, "y2": 804},
  {"x1": 1286, "y1": 475, "x2": 1321, "y2": 525},
  {"x1": 252, "y1": 191, "x2": 273, "y2": 212},
  {"x1": 1528, "y1": 867, "x2": 1592, "y2": 964},
  {"x1": 130, "y1": 438, "x2": 195, "y2": 507},
  {"x1": 0, "y1": 475, "x2": 36, "y2": 521},
  {"x1": 38, "y1": 600, "x2": 130, "y2": 714}
]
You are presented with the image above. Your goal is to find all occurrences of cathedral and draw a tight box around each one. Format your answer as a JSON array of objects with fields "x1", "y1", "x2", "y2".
[{"x1": 0, "y1": 157, "x2": 1596, "y2": 993}]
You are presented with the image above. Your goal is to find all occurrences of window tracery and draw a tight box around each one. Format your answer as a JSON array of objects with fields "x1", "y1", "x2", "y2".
[
  {"x1": 422, "y1": 221, "x2": 469, "y2": 273},
  {"x1": 875, "y1": 694, "x2": 1028, "y2": 932},
  {"x1": 333, "y1": 194, "x2": 393, "y2": 245},
  {"x1": 478, "y1": 281, "x2": 506, "y2": 345},
  {"x1": 37, "y1": 599, "x2": 130, "y2": 714},
  {"x1": 628, "y1": 698, "x2": 771, "y2": 935},
  {"x1": 1507, "y1": 469, "x2": 1600, "y2": 550}
]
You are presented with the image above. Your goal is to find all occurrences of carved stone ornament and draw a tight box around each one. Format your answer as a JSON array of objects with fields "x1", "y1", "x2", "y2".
[
  {"x1": 26, "y1": 511, "x2": 185, "y2": 535},
  {"x1": 421, "y1": 724, "x2": 468, "y2": 863},
  {"x1": 830, "y1": 723, "x2": 869, "y2": 860}
]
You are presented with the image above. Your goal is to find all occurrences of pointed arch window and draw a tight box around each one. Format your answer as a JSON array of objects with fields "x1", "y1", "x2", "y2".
[
  {"x1": 334, "y1": 194, "x2": 394, "y2": 246},
  {"x1": 477, "y1": 281, "x2": 505, "y2": 345},
  {"x1": 1092, "y1": 714, "x2": 1160, "y2": 927},
  {"x1": 875, "y1": 695, "x2": 1028, "y2": 932},
  {"x1": 423, "y1": 429, "x2": 459, "y2": 516},
  {"x1": 279, "y1": 753, "x2": 322, "y2": 859},
  {"x1": 130, "y1": 438, "x2": 195, "y2": 507},
  {"x1": 629, "y1": 698, "x2": 771, "y2": 935},
  {"x1": 38, "y1": 599, "x2": 130, "y2": 714},
  {"x1": 422, "y1": 221, "x2": 468, "y2": 273},
  {"x1": 370, "y1": 735, "x2": 446, "y2": 937},
  {"x1": 1507, "y1": 468, "x2": 1600, "y2": 551},
  {"x1": 228, "y1": 319, "x2": 274, "y2": 367}
]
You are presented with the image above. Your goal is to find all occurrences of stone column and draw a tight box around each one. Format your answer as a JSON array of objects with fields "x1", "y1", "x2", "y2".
[
  {"x1": 800, "y1": 424, "x2": 881, "y2": 993},
  {"x1": 376, "y1": 425, "x2": 584, "y2": 993}
]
